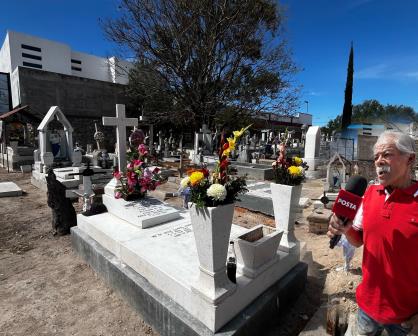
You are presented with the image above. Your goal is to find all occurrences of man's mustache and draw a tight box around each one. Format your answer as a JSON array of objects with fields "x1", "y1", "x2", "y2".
[{"x1": 376, "y1": 165, "x2": 391, "y2": 174}]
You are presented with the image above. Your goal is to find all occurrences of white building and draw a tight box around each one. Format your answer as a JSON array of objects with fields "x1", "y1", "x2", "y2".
[{"x1": 0, "y1": 30, "x2": 133, "y2": 109}]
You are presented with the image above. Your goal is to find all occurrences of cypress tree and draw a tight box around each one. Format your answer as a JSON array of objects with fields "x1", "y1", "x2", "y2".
[{"x1": 341, "y1": 43, "x2": 354, "y2": 129}]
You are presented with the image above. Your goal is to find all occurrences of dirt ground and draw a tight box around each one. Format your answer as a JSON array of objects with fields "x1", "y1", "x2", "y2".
[{"x1": 0, "y1": 169, "x2": 362, "y2": 336}]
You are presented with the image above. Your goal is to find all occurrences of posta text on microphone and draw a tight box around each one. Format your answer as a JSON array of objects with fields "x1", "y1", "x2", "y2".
[
  {"x1": 329, "y1": 175, "x2": 368, "y2": 249},
  {"x1": 332, "y1": 189, "x2": 363, "y2": 220}
]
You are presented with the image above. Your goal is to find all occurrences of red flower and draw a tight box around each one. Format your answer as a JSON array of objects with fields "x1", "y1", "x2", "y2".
[{"x1": 220, "y1": 159, "x2": 229, "y2": 169}]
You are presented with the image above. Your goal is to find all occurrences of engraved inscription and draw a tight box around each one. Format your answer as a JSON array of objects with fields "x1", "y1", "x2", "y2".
[{"x1": 151, "y1": 224, "x2": 192, "y2": 238}]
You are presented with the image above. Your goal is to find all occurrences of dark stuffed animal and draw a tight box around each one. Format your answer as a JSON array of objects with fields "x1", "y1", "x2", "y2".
[{"x1": 46, "y1": 169, "x2": 77, "y2": 235}]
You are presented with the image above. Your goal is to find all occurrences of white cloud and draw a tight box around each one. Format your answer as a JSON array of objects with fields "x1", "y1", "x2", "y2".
[
  {"x1": 357, "y1": 64, "x2": 388, "y2": 79},
  {"x1": 404, "y1": 71, "x2": 418, "y2": 80},
  {"x1": 308, "y1": 90, "x2": 325, "y2": 96}
]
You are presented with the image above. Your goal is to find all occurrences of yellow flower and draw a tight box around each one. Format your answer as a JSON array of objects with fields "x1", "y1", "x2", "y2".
[
  {"x1": 223, "y1": 147, "x2": 231, "y2": 157},
  {"x1": 189, "y1": 171, "x2": 205, "y2": 186},
  {"x1": 232, "y1": 124, "x2": 252, "y2": 139},
  {"x1": 293, "y1": 156, "x2": 303, "y2": 166},
  {"x1": 288, "y1": 166, "x2": 303, "y2": 177},
  {"x1": 227, "y1": 137, "x2": 236, "y2": 150}
]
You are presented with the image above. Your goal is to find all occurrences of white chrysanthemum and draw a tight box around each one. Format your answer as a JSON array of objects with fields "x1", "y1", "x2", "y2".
[
  {"x1": 207, "y1": 183, "x2": 227, "y2": 201},
  {"x1": 180, "y1": 176, "x2": 190, "y2": 188}
]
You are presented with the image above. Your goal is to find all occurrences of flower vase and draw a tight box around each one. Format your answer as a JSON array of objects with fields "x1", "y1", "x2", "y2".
[
  {"x1": 189, "y1": 203, "x2": 236, "y2": 304},
  {"x1": 270, "y1": 183, "x2": 302, "y2": 252}
]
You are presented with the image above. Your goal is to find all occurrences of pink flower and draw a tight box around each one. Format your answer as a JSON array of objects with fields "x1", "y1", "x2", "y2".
[
  {"x1": 153, "y1": 167, "x2": 160, "y2": 174},
  {"x1": 141, "y1": 186, "x2": 147, "y2": 193},
  {"x1": 115, "y1": 191, "x2": 122, "y2": 199},
  {"x1": 113, "y1": 170, "x2": 122, "y2": 180},
  {"x1": 127, "y1": 162, "x2": 134, "y2": 171},
  {"x1": 138, "y1": 144, "x2": 149, "y2": 156},
  {"x1": 133, "y1": 159, "x2": 142, "y2": 170}
]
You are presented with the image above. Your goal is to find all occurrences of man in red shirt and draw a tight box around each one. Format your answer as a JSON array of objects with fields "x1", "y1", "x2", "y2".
[{"x1": 328, "y1": 131, "x2": 418, "y2": 336}]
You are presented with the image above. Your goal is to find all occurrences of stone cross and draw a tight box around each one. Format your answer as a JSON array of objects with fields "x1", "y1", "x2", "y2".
[
  {"x1": 102, "y1": 104, "x2": 138, "y2": 172},
  {"x1": 200, "y1": 124, "x2": 210, "y2": 134}
]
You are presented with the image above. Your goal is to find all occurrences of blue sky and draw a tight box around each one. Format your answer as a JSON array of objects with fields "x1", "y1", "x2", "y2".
[{"x1": 1, "y1": 0, "x2": 417, "y2": 126}]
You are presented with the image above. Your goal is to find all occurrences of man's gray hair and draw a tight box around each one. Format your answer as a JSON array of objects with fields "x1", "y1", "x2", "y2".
[{"x1": 374, "y1": 130, "x2": 416, "y2": 155}]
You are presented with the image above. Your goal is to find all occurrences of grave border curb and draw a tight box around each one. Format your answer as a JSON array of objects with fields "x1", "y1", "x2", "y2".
[{"x1": 71, "y1": 226, "x2": 307, "y2": 336}]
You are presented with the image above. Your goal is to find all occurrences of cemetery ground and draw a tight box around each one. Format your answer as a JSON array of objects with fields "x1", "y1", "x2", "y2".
[{"x1": 0, "y1": 169, "x2": 363, "y2": 336}]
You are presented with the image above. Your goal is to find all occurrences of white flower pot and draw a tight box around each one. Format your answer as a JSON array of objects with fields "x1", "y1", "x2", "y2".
[
  {"x1": 189, "y1": 203, "x2": 236, "y2": 304},
  {"x1": 235, "y1": 225, "x2": 283, "y2": 278},
  {"x1": 270, "y1": 183, "x2": 302, "y2": 252}
]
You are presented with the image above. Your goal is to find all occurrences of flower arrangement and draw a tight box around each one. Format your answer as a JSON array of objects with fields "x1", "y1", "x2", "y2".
[
  {"x1": 180, "y1": 125, "x2": 251, "y2": 208},
  {"x1": 112, "y1": 142, "x2": 164, "y2": 200},
  {"x1": 272, "y1": 141, "x2": 308, "y2": 186}
]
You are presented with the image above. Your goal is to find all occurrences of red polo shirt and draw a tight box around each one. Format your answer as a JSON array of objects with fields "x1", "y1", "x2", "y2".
[{"x1": 356, "y1": 181, "x2": 418, "y2": 324}]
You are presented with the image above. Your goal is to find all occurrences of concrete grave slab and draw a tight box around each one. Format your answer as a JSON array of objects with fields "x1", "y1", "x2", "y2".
[
  {"x1": 0, "y1": 182, "x2": 23, "y2": 197},
  {"x1": 238, "y1": 181, "x2": 310, "y2": 216},
  {"x1": 73, "y1": 211, "x2": 305, "y2": 333},
  {"x1": 72, "y1": 226, "x2": 308, "y2": 336}
]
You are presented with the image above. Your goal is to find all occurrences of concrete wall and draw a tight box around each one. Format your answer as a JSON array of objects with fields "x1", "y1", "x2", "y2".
[
  {"x1": 8, "y1": 30, "x2": 71, "y2": 75},
  {"x1": 108, "y1": 57, "x2": 134, "y2": 85},
  {"x1": 17, "y1": 66, "x2": 129, "y2": 148},
  {"x1": 71, "y1": 50, "x2": 111, "y2": 82},
  {"x1": 1, "y1": 30, "x2": 131, "y2": 84},
  {"x1": 10, "y1": 68, "x2": 21, "y2": 108},
  {"x1": 0, "y1": 33, "x2": 11, "y2": 73}
]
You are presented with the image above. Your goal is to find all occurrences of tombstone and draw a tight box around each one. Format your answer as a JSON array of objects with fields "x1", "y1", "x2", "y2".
[
  {"x1": 251, "y1": 152, "x2": 259, "y2": 164},
  {"x1": 212, "y1": 128, "x2": 219, "y2": 153},
  {"x1": 260, "y1": 130, "x2": 267, "y2": 143},
  {"x1": 250, "y1": 134, "x2": 258, "y2": 150},
  {"x1": 237, "y1": 143, "x2": 249, "y2": 163},
  {"x1": 66, "y1": 163, "x2": 107, "y2": 215},
  {"x1": 72, "y1": 149, "x2": 82, "y2": 167},
  {"x1": 102, "y1": 104, "x2": 138, "y2": 172},
  {"x1": 325, "y1": 153, "x2": 347, "y2": 192},
  {"x1": 168, "y1": 129, "x2": 173, "y2": 146},
  {"x1": 304, "y1": 126, "x2": 321, "y2": 170},
  {"x1": 193, "y1": 124, "x2": 213, "y2": 160},
  {"x1": 157, "y1": 130, "x2": 164, "y2": 152},
  {"x1": 36, "y1": 106, "x2": 74, "y2": 171},
  {"x1": 86, "y1": 144, "x2": 93, "y2": 154},
  {"x1": 164, "y1": 138, "x2": 169, "y2": 158}
]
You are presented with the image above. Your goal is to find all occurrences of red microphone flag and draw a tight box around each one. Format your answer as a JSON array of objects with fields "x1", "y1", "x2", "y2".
[{"x1": 332, "y1": 189, "x2": 363, "y2": 220}]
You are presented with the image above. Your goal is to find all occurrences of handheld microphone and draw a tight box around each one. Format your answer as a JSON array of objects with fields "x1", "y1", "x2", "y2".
[{"x1": 329, "y1": 175, "x2": 368, "y2": 249}]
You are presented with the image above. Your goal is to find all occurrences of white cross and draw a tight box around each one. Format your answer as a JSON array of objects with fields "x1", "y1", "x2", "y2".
[{"x1": 102, "y1": 104, "x2": 138, "y2": 172}]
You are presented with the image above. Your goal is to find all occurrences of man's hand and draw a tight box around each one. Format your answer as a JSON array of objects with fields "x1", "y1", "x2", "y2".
[
  {"x1": 401, "y1": 312, "x2": 418, "y2": 335},
  {"x1": 327, "y1": 214, "x2": 353, "y2": 239}
]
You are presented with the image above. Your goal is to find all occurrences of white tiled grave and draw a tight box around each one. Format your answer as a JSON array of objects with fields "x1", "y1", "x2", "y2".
[
  {"x1": 77, "y1": 210, "x2": 301, "y2": 332},
  {"x1": 246, "y1": 181, "x2": 310, "y2": 208},
  {"x1": 102, "y1": 194, "x2": 181, "y2": 229},
  {"x1": 0, "y1": 182, "x2": 23, "y2": 197}
]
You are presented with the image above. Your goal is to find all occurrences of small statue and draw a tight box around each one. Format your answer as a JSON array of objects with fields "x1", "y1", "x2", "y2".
[
  {"x1": 93, "y1": 123, "x2": 105, "y2": 150},
  {"x1": 46, "y1": 169, "x2": 76, "y2": 235}
]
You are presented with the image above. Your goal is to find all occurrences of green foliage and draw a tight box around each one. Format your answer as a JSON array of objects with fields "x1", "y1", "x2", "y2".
[
  {"x1": 322, "y1": 100, "x2": 418, "y2": 136},
  {"x1": 341, "y1": 44, "x2": 354, "y2": 129},
  {"x1": 103, "y1": 0, "x2": 300, "y2": 128}
]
